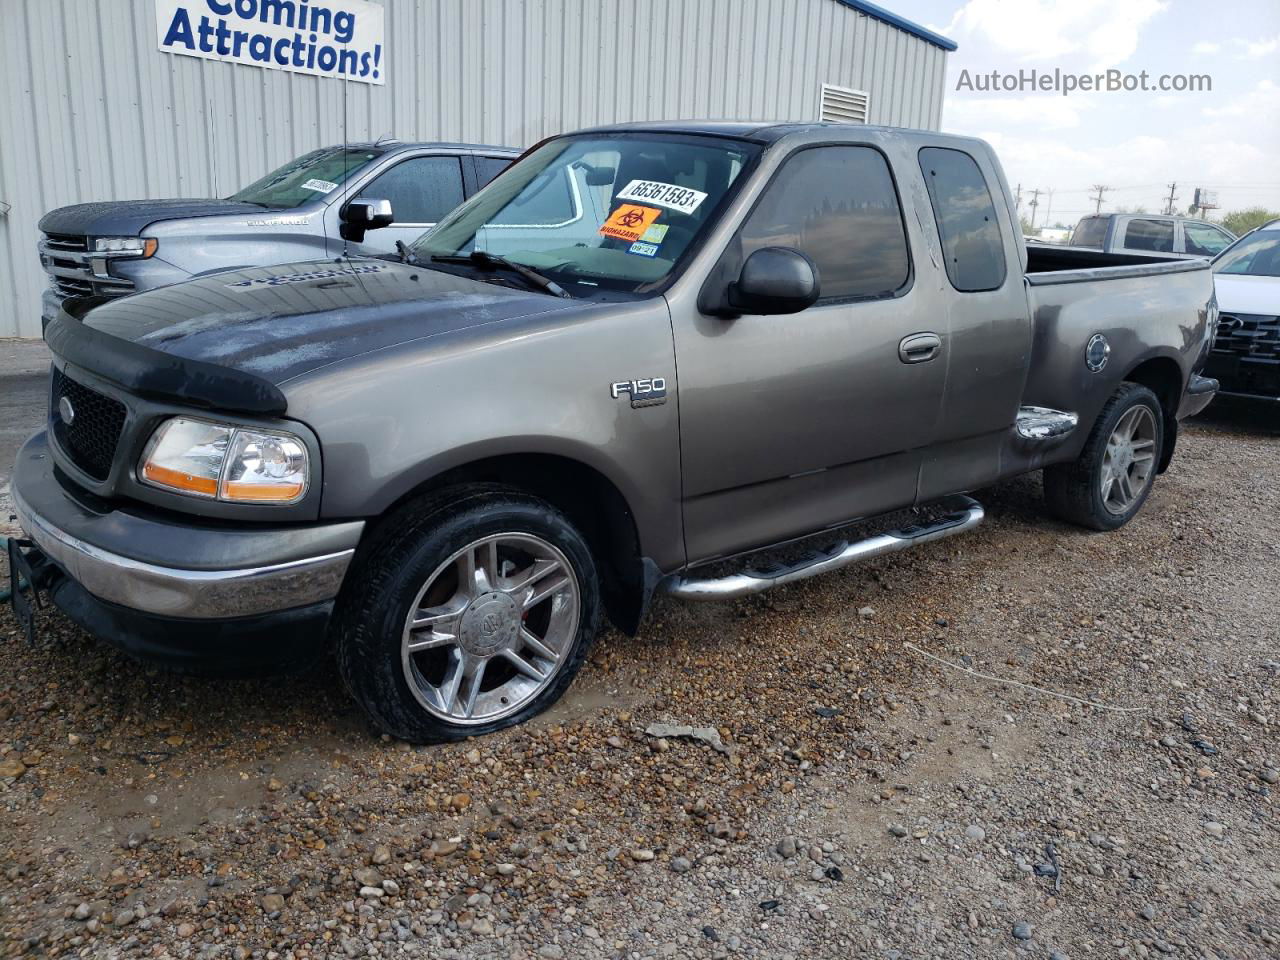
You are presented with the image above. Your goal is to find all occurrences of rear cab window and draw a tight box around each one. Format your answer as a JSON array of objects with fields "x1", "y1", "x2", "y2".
[
  {"x1": 476, "y1": 156, "x2": 513, "y2": 187},
  {"x1": 918, "y1": 147, "x2": 1007, "y2": 292},
  {"x1": 1072, "y1": 216, "x2": 1108, "y2": 247},
  {"x1": 734, "y1": 145, "x2": 911, "y2": 302}
]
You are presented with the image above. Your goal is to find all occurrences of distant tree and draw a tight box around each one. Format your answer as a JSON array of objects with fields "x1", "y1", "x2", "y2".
[
  {"x1": 1019, "y1": 215, "x2": 1037, "y2": 236},
  {"x1": 1115, "y1": 205, "x2": 1149, "y2": 214},
  {"x1": 1219, "y1": 207, "x2": 1280, "y2": 236}
]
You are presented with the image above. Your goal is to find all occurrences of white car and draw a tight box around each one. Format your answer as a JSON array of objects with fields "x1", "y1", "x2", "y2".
[{"x1": 1206, "y1": 220, "x2": 1280, "y2": 402}]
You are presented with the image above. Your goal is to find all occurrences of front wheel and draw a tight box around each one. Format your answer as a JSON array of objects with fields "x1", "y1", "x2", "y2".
[
  {"x1": 333, "y1": 485, "x2": 601, "y2": 743},
  {"x1": 1044, "y1": 382, "x2": 1164, "y2": 531}
]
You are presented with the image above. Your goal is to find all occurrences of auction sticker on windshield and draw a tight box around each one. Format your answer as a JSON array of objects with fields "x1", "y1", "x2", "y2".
[
  {"x1": 600, "y1": 204, "x2": 662, "y2": 243},
  {"x1": 301, "y1": 178, "x2": 338, "y2": 194},
  {"x1": 616, "y1": 180, "x2": 707, "y2": 214}
]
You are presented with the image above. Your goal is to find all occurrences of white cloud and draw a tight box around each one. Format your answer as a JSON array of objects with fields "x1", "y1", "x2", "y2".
[
  {"x1": 1201, "y1": 79, "x2": 1280, "y2": 118},
  {"x1": 1191, "y1": 41, "x2": 1221, "y2": 55},
  {"x1": 940, "y1": 0, "x2": 1167, "y2": 71},
  {"x1": 1238, "y1": 35, "x2": 1279, "y2": 58},
  {"x1": 945, "y1": 94, "x2": 1091, "y2": 130}
]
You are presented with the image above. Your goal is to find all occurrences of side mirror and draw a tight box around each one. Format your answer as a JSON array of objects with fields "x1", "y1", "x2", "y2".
[
  {"x1": 339, "y1": 197, "x2": 394, "y2": 243},
  {"x1": 727, "y1": 247, "x2": 820, "y2": 315}
]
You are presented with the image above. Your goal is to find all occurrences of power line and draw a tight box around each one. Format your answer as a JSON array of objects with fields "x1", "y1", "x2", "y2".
[
  {"x1": 1090, "y1": 184, "x2": 1109, "y2": 215},
  {"x1": 1163, "y1": 182, "x2": 1179, "y2": 216}
]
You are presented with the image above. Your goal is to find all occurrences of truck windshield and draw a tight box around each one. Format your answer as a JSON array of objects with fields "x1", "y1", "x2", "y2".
[
  {"x1": 230, "y1": 147, "x2": 383, "y2": 209},
  {"x1": 413, "y1": 134, "x2": 760, "y2": 294},
  {"x1": 1213, "y1": 230, "x2": 1280, "y2": 277}
]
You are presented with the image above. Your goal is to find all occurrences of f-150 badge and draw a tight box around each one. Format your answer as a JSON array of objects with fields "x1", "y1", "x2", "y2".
[{"x1": 610, "y1": 377, "x2": 667, "y2": 408}]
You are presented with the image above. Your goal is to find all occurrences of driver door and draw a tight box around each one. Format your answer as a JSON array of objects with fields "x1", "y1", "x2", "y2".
[
  {"x1": 674, "y1": 144, "x2": 947, "y2": 563},
  {"x1": 332, "y1": 154, "x2": 467, "y2": 256}
]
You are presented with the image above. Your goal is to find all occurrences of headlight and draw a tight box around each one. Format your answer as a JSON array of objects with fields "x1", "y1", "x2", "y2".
[
  {"x1": 92, "y1": 237, "x2": 158, "y2": 257},
  {"x1": 139, "y1": 418, "x2": 310, "y2": 504}
]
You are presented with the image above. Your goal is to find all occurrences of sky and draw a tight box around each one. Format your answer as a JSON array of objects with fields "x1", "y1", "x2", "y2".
[{"x1": 890, "y1": 0, "x2": 1280, "y2": 227}]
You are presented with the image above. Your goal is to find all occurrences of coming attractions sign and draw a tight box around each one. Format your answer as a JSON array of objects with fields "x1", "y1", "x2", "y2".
[{"x1": 155, "y1": 0, "x2": 386, "y2": 85}]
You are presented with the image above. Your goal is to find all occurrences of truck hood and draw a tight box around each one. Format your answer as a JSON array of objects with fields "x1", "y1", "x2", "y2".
[
  {"x1": 76, "y1": 258, "x2": 586, "y2": 386},
  {"x1": 1212, "y1": 273, "x2": 1280, "y2": 316},
  {"x1": 38, "y1": 198, "x2": 268, "y2": 237}
]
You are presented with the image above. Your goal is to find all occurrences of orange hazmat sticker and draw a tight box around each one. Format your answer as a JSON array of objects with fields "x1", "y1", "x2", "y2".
[{"x1": 600, "y1": 204, "x2": 662, "y2": 243}]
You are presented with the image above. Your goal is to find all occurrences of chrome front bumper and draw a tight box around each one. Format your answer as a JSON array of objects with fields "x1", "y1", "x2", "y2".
[{"x1": 13, "y1": 431, "x2": 362, "y2": 620}]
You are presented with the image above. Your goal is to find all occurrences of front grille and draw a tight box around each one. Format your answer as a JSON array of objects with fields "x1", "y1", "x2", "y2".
[
  {"x1": 42, "y1": 233, "x2": 89, "y2": 254},
  {"x1": 50, "y1": 367, "x2": 128, "y2": 481},
  {"x1": 53, "y1": 276, "x2": 95, "y2": 298},
  {"x1": 39, "y1": 232, "x2": 134, "y2": 302},
  {"x1": 1213, "y1": 313, "x2": 1280, "y2": 361}
]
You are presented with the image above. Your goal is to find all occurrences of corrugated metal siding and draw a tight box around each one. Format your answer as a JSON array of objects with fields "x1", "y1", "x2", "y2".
[{"x1": 0, "y1": 0, "x2": 949, "y2": 337}]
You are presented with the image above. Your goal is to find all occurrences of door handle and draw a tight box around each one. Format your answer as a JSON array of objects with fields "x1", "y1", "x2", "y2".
[{"x1": 899, "y1": 332, "x2": 942, "y2": 364}]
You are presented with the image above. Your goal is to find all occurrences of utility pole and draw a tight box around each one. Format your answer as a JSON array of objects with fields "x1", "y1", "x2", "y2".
[
  {"x1": 1044, "y1": 189, "x2": 1054, "y2": 229},
  {"x1": 1163, "y1": 182, "x2": 1178, "y2": 216},
  {"x1": 1090, "y1": 184, "x2": 1109, "y2": 215},
  {"x1": 1014, "y1": 183, "x2": 1022, "y2": 212},
  {"x1": 1027, "y1": 188, "x2": 1042, "y2": 230}
]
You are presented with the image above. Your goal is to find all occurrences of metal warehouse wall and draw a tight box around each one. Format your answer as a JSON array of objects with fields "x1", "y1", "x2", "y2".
[{"x1": 0, "y1": 0, "x2": 949, "y2": 337}]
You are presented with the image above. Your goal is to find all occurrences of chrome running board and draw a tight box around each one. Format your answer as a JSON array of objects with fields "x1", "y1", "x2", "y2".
[
  {"x1": 664, "y1": 495, "x2": 984, "y2": 601},
  {"x1": 1014, "y1": 406, "x2": 1079, "y2": 442}
]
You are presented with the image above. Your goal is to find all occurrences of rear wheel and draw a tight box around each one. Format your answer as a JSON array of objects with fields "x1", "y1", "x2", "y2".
[
  {"x1": 1044, "y1": 382, "x2": 1164, "y2": 531},
  {"x1": 334, "y1": 485, "x2": 600, "y2": 743}
]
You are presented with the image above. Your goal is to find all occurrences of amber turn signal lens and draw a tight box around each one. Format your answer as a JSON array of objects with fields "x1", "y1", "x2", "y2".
[{"x1": 140, "y1": 462, "x2": 218, "y2": 496}]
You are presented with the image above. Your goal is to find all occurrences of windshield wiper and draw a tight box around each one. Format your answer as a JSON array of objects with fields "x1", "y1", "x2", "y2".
[
  {"x1": 431, "y1": 251, "x2": 571, "y2": 298},
  {"x1": 396, "y1": 240, "x2": 420, "y2": 265}
]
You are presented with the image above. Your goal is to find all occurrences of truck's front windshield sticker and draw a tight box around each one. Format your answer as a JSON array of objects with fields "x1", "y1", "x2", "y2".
[
  {"x1": 616, "y1": 180, "x2": 708, "y2": 214},
  {"x1": 599, "y1": 204, "x2": 662, "y2": 244},
  {"x1": 301, "y1": 178, "x2": 338, "y2": 194}
]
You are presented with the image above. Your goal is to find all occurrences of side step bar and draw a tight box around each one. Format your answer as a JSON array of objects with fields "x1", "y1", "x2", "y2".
[{"x1": 664, "y1": 495, "x2": 984, "y2": 601}]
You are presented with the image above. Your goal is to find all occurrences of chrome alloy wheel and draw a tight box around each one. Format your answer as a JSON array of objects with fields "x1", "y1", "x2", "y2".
[
  {"x1": 1100, "y1": 405, "x2": 1157, "y2": 515},
  {"x1": 401, "y1": 533, "x2": 580, "y2": 725}
]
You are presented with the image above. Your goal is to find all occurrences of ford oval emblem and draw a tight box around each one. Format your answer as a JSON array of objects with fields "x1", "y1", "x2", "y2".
[
  {"x1": 1085, "y1": 333, "x2": 1110, "y2": 373},
  {"x1": 58, "y1": 395, "x2": 76, "y2": 426}
]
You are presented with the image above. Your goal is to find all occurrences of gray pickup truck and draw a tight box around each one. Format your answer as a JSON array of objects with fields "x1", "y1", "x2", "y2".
[
  {"x1": 10, "y1": 121, "x2": 1219, "y2": 743},
  {"x1": 36, "y1": 141, "x2": 517, "y2": 329},
  {"x1": 1070, "y1": 213, "x2": 1236, "y2": 260}
]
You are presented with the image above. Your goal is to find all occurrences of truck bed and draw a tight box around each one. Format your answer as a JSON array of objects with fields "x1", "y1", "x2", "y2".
[
  {"x1": 1024, "y1": 241, "x2": 1204, "y2": 281},
  {"x1": 1017, "y1": 242, "x2": 1214, "y2": 469}
]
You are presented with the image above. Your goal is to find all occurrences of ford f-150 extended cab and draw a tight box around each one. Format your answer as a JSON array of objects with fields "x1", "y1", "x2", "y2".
[
  {"x1": 10, "y1": 122, "x2": 1219, "y2": 743},
  {"x1": 36, "y1": 141, "x2": 517, "y2": 329}
]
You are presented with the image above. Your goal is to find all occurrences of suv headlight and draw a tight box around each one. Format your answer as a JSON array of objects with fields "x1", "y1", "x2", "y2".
[{"x1": 139, "y1": 417, "x2": 310, "y2": 504}]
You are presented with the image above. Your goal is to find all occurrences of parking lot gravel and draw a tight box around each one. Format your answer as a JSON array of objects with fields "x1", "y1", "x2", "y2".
[{"x1": 1, "y1": 402, "x2": 1276, "y2": 959}]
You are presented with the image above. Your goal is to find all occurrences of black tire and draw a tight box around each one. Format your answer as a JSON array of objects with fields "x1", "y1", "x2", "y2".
[
  {"x1": 1044, "y1": 382, "x2": 1165, "y2": 531},
  {"x1": 332, "y1": 484, "x2": 601, "y2": 743}
]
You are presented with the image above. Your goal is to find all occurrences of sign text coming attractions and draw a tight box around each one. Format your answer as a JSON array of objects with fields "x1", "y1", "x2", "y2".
[{"x1": 155, "y1": 0, "x2": 385, "y2": 85}]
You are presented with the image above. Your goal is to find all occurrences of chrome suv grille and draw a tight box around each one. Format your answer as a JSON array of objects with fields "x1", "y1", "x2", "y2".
[
  {"x1": 50, "y1": 367, "x2": 128, "y2": 481},
  {"x1": 1213, "y1": 313, "x2": 1280, "y2": 362},
  {"x1": 38, "y1": 232, "x2": 135, "y2": 301}
]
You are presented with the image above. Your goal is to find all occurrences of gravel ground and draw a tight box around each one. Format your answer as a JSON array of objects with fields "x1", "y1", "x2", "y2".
[{"x1": 1, "y1": 400, "x2": 1276, "y2": 959}]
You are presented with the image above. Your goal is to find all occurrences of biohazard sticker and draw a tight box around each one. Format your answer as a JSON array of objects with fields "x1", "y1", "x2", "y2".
[
  {"x1": 616, "y1": 180, "x2": 707, "y2": 214},
  {"x1": 600, "y1": 204, "x2": 662, "y2": 243}
]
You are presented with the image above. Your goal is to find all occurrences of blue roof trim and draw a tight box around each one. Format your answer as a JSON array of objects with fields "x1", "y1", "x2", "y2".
[{"x1": 832, "y1": 0, "x2": 959, "y2": 51}]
